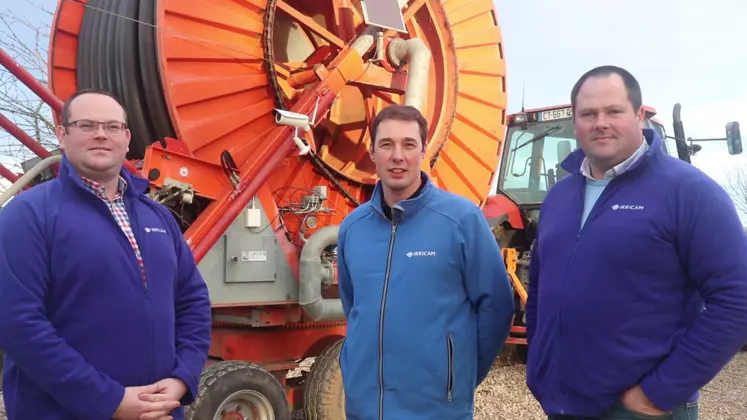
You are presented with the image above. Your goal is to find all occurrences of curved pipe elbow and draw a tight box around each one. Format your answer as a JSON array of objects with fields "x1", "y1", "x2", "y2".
[
  {"x1": 387, "y1": 38, "x2": 432, "y2": 112},
  {"x1": 299, "y1": 224, "x2": 345, "y2": 322}
]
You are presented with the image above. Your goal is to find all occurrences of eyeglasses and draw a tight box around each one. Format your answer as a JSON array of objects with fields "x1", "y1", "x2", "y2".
[{"x1": 64, "y1": 119, "x2": 128, "y2": 134}]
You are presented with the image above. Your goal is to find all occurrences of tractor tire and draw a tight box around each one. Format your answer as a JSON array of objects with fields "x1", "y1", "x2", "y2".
[
  {"x1": 303, "y1": 338, "x2": 346, "y2": 420},
  {"x1": 185, "y1": 361, "x2": 291, "y2": 420}
]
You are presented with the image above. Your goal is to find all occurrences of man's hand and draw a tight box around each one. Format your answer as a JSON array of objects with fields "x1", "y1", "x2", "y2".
[
  {"x1": 136, "y1": 378, "x2": 189, "y2": 419},
  {"x1": 111, "y1": 383, "x2": 180, "y2": 420},
  {"x1": 620, "y1": 385, "x2": 667, "y2": 416},
  {"x1": 140, "y1": 378, "x2": 188, "y2": 402}
]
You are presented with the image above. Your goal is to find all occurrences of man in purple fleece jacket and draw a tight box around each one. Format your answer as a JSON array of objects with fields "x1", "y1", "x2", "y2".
[
  {"x1": 0, "y1": 89, "x2": 212, "y2": 419},
  {"x1": 525, "y1": 66, "x2": 747, "y2": 420}
]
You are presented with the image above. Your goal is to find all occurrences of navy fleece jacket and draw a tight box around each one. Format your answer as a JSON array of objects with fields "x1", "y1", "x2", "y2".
[
  {"x1": 526, "y1": 129, "x2": 747, "y2": 417},
  {"x1": 0, "y1": 157, "x2": 212, "y2": 420}
]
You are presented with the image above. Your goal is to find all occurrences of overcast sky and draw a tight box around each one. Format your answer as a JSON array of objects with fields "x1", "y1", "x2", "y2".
[
  {"x1": 4, "y1": 0, "x2": 747, "y2": 205},
  {"x1": 494, "y1": 0, "x2": 747, "y2": 186}
]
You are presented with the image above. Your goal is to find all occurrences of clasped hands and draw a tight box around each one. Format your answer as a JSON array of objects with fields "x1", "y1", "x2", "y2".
[{"x1": 112, "y1": 377, "x2": 187, "y2": 420}]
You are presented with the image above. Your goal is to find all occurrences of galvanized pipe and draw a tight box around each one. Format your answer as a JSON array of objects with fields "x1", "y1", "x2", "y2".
[
  {"x1": 299, "y1": 224, "x2": 345, "y2": 322},
  {"x1": 387, "y1": 37, "x2": 432, "y2": 112},
  {"x1": 0, "y1": 154, "x2": 62, "y2": 207}
]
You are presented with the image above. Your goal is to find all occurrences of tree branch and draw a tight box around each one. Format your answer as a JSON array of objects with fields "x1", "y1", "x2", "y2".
[
  {"x1": 723, "y1": 158, "x2": 747, "y2": 218},
  {"x1": 0, "y1": 3, "x2": 57, "y2": 192}
]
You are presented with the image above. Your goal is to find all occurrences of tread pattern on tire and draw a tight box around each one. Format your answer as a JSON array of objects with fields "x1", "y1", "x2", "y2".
[
  {"x1": 303, "y1": 338, "x2": 346, "y2": 420},
  {"x1": 185, "y1": 360, "x2": 291, "y2": 420}
]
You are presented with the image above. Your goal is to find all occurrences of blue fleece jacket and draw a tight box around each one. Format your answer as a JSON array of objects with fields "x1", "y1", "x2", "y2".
[
  {"x1": 0, "y1": 156, "x2": 212, "y2": 420},
  {"x1": 337, "y1": 173, "x2": 515, "y2": 420},
  {"x1": 525, "y1": 129, "x2": 747, "y2": 417}
]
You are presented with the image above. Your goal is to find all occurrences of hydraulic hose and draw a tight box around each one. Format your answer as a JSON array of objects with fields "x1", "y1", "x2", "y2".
[{"x1": 76, "y1": 0, "x2": 175, "y2": 160}]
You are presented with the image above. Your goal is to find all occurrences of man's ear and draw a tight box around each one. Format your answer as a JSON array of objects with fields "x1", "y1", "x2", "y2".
[
  {"x1": 636, "y1": 107, "x2": 646, "y2": 128},
  {"x1": 56, "y1": 125, "x2": 67, "y2": 150}
]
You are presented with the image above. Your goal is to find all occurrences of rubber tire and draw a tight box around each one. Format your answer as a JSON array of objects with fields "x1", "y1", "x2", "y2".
[
  {"x1": 303, "y1": 339, "x2": 346, "y2": 420},
  {"x1": 185, "y1": 361, "x2": 291, "y2": 420}
]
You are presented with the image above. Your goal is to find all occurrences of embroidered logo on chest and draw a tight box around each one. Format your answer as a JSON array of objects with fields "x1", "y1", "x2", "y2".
[
  {"x1": 611, "y1": 204, "x2": 644, "y2": 211},
  {"x1": 406, "y1": 250, "x2": 436, "y2": 258}
]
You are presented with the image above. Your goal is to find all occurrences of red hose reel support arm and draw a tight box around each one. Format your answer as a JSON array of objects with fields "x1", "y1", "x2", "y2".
[
  {"x1": 0, "y1": 47, "x2": 138, "y2": 175},
  {"x1": 186, "y1": 44, "x2": 373, "y2": 263}
]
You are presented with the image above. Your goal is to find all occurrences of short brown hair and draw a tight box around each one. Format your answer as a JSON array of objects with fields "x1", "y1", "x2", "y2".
[
  {"x1": 370, "y1": 104, "x2": 428, "y2": 150},
  {"x1": 571, "y1": 65, "x2": 642, "y2": 114},
  {"x1": 61, "y1": 88, "x2": 127, "y2": 125}
]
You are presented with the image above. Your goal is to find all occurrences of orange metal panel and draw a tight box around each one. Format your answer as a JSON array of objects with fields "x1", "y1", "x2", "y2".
[{"x1": 45, "y1": 0, "x2": 511, "y2": 377}]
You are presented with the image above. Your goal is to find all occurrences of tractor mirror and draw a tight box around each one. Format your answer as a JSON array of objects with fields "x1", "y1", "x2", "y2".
[{"x1": 726, "y1": 122, "x2": 742, "y2": 155}]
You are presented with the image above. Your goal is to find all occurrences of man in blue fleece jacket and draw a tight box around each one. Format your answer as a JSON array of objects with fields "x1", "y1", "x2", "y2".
[
  {"x1": 525, "y1": 66, "x2": 747, "y2": 419},
  {"x1": 0, "y1": 89, "x2": 212, "y2": 420},
  {"x1": 337, "y1": 104, "x2": 515, "y2": 420}
]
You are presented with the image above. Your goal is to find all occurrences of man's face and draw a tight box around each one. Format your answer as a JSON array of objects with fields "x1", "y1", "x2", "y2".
[
  {"x1": 573, "y1": 74, "x2": 644, "y2": 168},
  {"x1": 369, "y1": 119, "x2": 425, "y2": 193},
  {"x1": 56, "y1": 93, "x2": 131, "y2": 180}
]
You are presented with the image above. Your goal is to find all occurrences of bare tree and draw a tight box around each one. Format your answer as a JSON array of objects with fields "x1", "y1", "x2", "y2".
[
  {"x1": 0, "y1": 3, "x2": 56, "y2": 189},
  {"x1": 724, "y1": 158, "x2": 747, "y2": 218}
]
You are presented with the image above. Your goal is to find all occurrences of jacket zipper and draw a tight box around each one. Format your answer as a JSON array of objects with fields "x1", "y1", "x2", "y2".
[
  {"x1": 446, "y1": 333, "x2": 454, "y2": 401},
  {"x1": 557, "y1": 174, "x2": 619, "y2": 412},
  {"x1": 114, "y1": 197, "x2": 155, "y2": 382},
  {"x1": 82, "y1": 186, "x2": 156, "y2": 382},
  {"x1": 378, "y1": 221, "x2": 398, "y2": 420}
]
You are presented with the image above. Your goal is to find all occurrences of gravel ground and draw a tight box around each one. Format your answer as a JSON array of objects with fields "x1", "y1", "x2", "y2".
[
  {"x1": 474, "y1": 349, "x2": 747, "y2": 419},
  {"x1": 0, "y1": 351, "x2": 743, "y2": 419}
]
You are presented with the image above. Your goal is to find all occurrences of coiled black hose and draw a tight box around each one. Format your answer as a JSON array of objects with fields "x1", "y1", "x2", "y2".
[{"x1": 76, "y1": 0, "x2": 175, "y2": 160}]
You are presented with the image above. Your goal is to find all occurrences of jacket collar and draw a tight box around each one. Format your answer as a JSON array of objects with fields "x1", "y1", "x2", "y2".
[
  {"x1": 560, "y1": 128, "x2": 662, "y2": 176},
  {"x1": 369, "y1": 171, "x2": 434, "y2": 223},
  {"x1": 58, "y1": 154, "x2": 149, "y2": 198}
]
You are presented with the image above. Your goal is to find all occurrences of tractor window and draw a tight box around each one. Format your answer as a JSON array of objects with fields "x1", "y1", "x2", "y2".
[
  {"x1": 498, "y1": 120, "x2": 578, "y2": 205},
  {"x1": 643, "y1": 119, "x2": 671, "y2": 155}
]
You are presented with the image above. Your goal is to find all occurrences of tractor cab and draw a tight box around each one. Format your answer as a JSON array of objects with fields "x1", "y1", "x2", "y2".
[{"x1": 496, "y1": 104, "x2": 670, "y2": 209}]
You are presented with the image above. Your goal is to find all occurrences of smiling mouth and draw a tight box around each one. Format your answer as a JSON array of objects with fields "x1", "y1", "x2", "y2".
[
  {"x1": 90, "y1": 147, "x2": 111, "y2": 152},
  {"x1": 389, "y1": 169, "x2": 405, "y2": 174}
]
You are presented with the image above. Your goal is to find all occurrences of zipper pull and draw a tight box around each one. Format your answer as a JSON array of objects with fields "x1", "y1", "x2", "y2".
[{"x1": 447, "y1": 390, "x2": 452, "y2": 401}]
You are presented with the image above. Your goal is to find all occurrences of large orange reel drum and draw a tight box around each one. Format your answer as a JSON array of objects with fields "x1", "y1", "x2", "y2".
[{"x1": 48, "y1": 0, "x2": 507, "y2": 207}]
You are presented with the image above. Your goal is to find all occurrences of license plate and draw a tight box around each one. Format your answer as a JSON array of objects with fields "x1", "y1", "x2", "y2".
[{"x1": 539, "y1": 107, "x2": 572, "y2": 121}]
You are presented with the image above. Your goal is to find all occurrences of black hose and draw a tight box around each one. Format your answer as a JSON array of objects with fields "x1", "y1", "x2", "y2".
[
  {"x1": 137, "y1": 0, "x2": 173, "y2": 148},
  {"x1": 76, "y1": 0, "x2": 176, "y2": 160},
  {"x1": 115, "y1": 0, "x2": 153, "y2": 158}
]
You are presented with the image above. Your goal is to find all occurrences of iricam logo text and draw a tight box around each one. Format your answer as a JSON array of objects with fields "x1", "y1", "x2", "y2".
[
  {"x1": 611, "y1": 204, "x2": 644, "y2": 211},
  {"x1": 406, "y1": 251, "x2": 436, "y2": 258},
  {"x1": 144, "y1": 227, "x2": 167, "y2": 233}
]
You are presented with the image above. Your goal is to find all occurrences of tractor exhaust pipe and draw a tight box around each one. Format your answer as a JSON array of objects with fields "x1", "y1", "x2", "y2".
[{"x1": 299, "y1": 224, "x2": 344, "y2": 322}]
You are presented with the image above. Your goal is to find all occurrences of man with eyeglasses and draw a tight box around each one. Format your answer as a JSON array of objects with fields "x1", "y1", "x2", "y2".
[{"x1": 0, "y1": 89, "x2": 212, "y2": 420}]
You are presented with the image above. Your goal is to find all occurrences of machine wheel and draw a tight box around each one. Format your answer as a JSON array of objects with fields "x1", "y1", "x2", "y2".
[
  {"x1": 186, "y1": 361, "x2": 291, "y2": 420},
  {"x1": 303, "y1": 338, "x2": 346, "y2": 420}
]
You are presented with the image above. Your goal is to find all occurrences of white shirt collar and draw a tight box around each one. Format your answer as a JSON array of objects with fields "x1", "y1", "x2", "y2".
[{"x1": 580, "y1": 136, "x2": 649, "y2": 180}]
